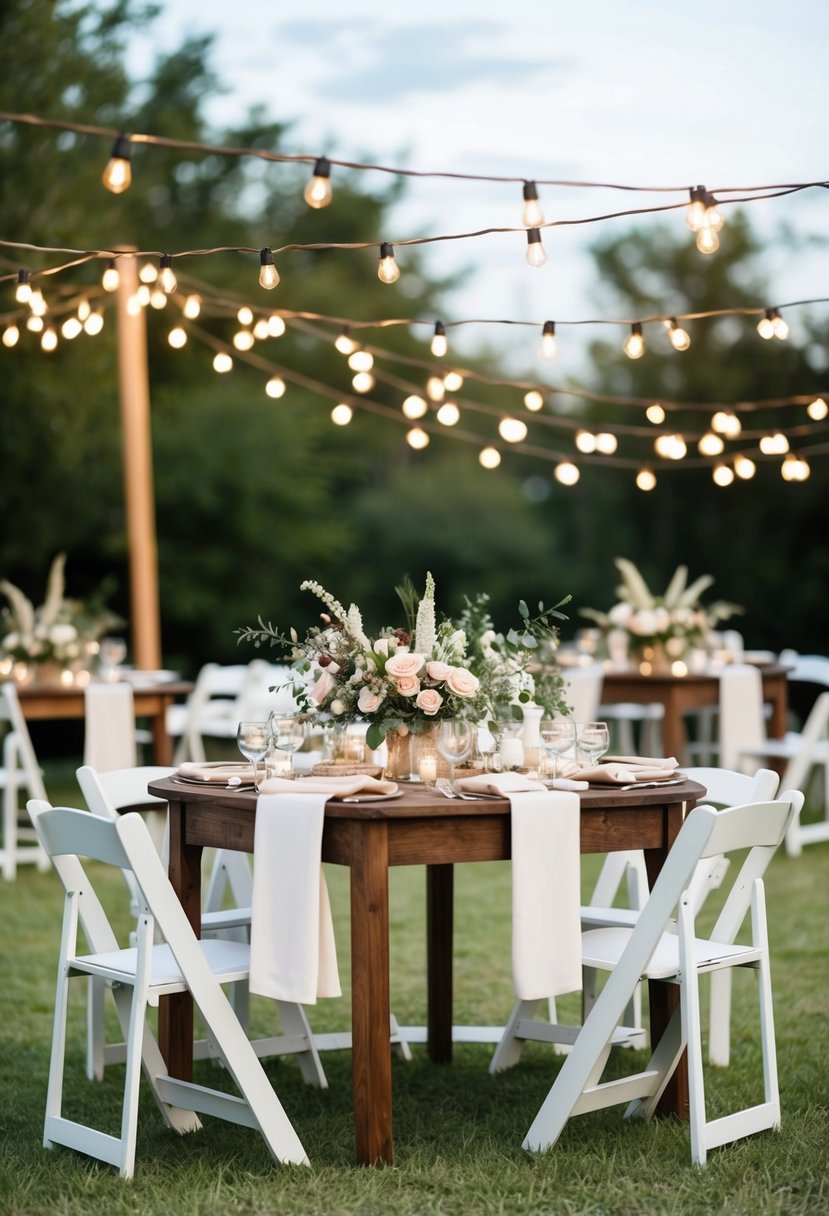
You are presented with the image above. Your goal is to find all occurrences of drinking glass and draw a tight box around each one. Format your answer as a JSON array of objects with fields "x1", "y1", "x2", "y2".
[
  {"x1": 236, "y1": 720, "x2": 270, "y2": 792},
  {"x1": 576, "y1": 720, "x2": 610, "y2": 767},
  {"x1": 269, "y1": 712, "x2": 305, "y2": 779},
  {"x1": 437, "y1": 720, "x2": 475, "y2": 789},
  {"x1": 99, "y1": 636, "x2": 127, "y2": 682},
  {"x1": 539, "y1": 717, "x2": 577, "y2": 779}
]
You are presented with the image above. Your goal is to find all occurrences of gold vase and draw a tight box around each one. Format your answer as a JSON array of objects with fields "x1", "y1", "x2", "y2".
[
  {"x1": 384, "y1": 724, "x2": 453, "y2": 782},
  {"x1": 384, "y1": 728, "x2": 413, "y2": 781},
  {"x1": 633, "y1": 642, "x2": 672, "y2": 675}
]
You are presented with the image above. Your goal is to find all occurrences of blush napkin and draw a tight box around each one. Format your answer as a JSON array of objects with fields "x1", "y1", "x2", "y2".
[
  {"x1": 249, "y1": 774, "x2": 397, "y2": 1005},
  {"x1": 557, "y1": 755, "x2": 680, "y2": 785},
  {"x1": 456, "y1": 772, "x2": 582, "y2": 1000}
]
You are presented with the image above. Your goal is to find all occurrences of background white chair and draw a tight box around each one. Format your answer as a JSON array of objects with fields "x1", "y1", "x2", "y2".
[
  {"x1": 562, "y1": 663, "x2": 604, "y2": 724},
  {"x1": 523, "y1": 789, "x2": 804, "y2": 1165},
  {"x1": 685, "y1": 662, "x2": 766, "y2": 768},
  {"x1": 27, "y1": 799, "x2": 308, "y2": 1177},
  {"x1": 75, "y1": 762, "x2": 329, "y2": 1087},
  {"x1": 168, "y1": 663, "x2": 250, "y2": 764},
  {"x1": 0, "y1": 680, "x2": 49, "y2": 879}
]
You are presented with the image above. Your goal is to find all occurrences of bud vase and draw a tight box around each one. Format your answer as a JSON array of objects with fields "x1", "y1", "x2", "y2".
[{"x1": 520, "y1": 702, "x2": 544, "y2": 771}]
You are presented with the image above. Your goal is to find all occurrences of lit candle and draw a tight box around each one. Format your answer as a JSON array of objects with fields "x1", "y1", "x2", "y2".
[
  {"x1": 419, "y1": 754, "x2": 437, "y2": 785},
  {"x1": 500, "y1": 738, "x2": 524, "y2": 769}
]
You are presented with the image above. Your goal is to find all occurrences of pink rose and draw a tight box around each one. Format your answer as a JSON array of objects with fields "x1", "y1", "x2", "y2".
[
  {"x1": 309, "y1": 669, "x2": 336, "y2": 705},
  {"x1": 357, "y1": 686, "x2": 384, "y2": 713},
  {"x1": 394, "y1": 674, "x2": 421, "y2": 696},
  {"x1": 416, "y1": 688, "x2": 443, "y2": 715},
  {"x1": 385, "y1": 652, "x2": 425, "y2": 678},
  {"x1": 445, "y1": 667, "x2": 480, "y2": 697},
  {"x1": 426, "y1": 660, "x2": 452, "y2": 682}
]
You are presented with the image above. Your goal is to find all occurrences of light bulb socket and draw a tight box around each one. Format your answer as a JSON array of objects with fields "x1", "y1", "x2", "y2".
[
  {"x1": 542, "y1": 320, "x2": 555, "y2": 337},
  {"x1": 312, "y1": 156, "x2": 331, "y2": 178},
  {"x1": 379, "y1": 242, "x2": 395, "y2": 259},
  {"x1": 630, "y1": 322, "x2": 643, "y2": 336},
  {"x1": 17, "y1": 268, "x2": 30, "y2": 286},
  {"x1": 110, "y1": 134, "x2": 132, "y2": 162},
  {"x1": 691, "y1": 184, "x2": 706, "y2": 202},
  {"x1": 434, "y1": 320, "x2": 445, "y2": 337},
  {"x1": 522, "y1": 180, "x2": 539, "y2": 202},
  {"x1": 160, "y1": 253, "x2": 173, "y2": 270},
  {"x1": 526, "y1": 228, "x2": 542, "y2": 246},
  {"x1": 668, "y1": 317, "x2": 678, "y2": 330},
  {"x1": 260, "y1": 247, "x2": 275, "y2": 267}
]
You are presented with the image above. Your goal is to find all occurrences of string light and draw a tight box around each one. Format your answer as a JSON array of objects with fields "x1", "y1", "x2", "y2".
[
  {"x1": 101, "y1": 260, "x2": 120, "y2": 292},
  {"x1": 181, "y1": 293, "x2": 201, "y2": 319},
  {"x1": 304, "y1": 156, "x2": 333, "y2": 209},
  {"x1": 665, "y1": 317, "x2": 691, "y2": 351},
  {"x1": 139, "y1": 263, "x2": 157, "y2": 284},
  {"x1": 624, "y1": 322, "x2": 645, "y2": 359},
  {"x1": 443, "y1": 370, "x2": 463, "y2": 391},
  {"x1": 334, "y1": 326, "x2": 357, "y2": 355},
  {"x1": 760, "y1": 432, "x2": 789, "y2": 455},
  {"x1": 646, "y1": 403, "x2": 666, "y2": 424},
  {"x1": 636, "y1": 467, "x2": 657, "y2": 491},
  {"x1": 159, "y1": 254, "x2": 177, "y2": 294},
  {"x1": 781, "y1": 453, "x2": 810, "y2": 481},
  {"x1": 253, "y1": 318, "x2": 269, "y2": 340},
  {"x1": 575, "y1": 430, "x2": 597, "y2": 454},
  {"x1": 15, "y1": 269, "x2": 31, "y2": 304},
  {"x1": 267, "y1": 314, "x2": 286, "y2": 337},
  {"x1": 83, "y1": 309, "x2": 104, "y2": 335},
  {"x1": 26, "y1": 315, "x2": 44, "y2": 333},
  {"x1": 426, "y1": 375, "x2": 445, "y2": 402},
  {"x1": 733, "y1": 453, "x2": 756, "y2": 479},
  {"x1": 168, "y1": 326, "x2": 187, "y2": 348},
  {"x1": 436, "y1": 401, "x2": 460, "y2": 426},
  {"x1": 265, "y1": 376, "x2": 286, "y2": 398},
  {"x1": 698, "y1": 431, "x2": 725, "y2": 456},
  {"x1": 213, "y1": 352, "x2": 233, "y2": 373},
  {"x1": 711, "y1": 410, "x2": 742, "y2": 437},
  {"x1": 331, "y1": 402, "x2": 353, "y2": 425},
  {"x1": 685, "y1": 186, "x2": 707, "y2": 233},
  {"x1": 539, "y1": 320, "x2": 557, "y2": 360},
  {"x1": 352, "y1": 371, "x2": 375, "y2": 392},
  {"x1": 348, "y1": 349, "x2": 373, "y2": 372},
  {"x1": 686, "y1": 185, "x2": 724, "y2": 253},
  {"x1": 499, "y1": 417, "x2": 528, "y2": 443},
  {"x1": 524, "y1": 390, "x2": 544, "y2": 411},
  {"x1": 524, "y1": 228, "x2": 547, "y2": 268},
  {"x1": 594, "y1": 432, "x2": 618, "y2": 454},
  {"x1": 406, "y1": 427, "x2": 430, "y2": 450},
  {"x1": 258, "y1": 247, "x2": 280, "y2": 290},
  {"x1": 431, "y1": 321, "x2": 447, "y2": 357},
  {"x1": 479, "y1": 446, "x2": 502, "y2": 469},
  {"x1": 237, "y1": 306, "x2": 254, "y2": 325},
  {"x1": 102, "y1": 134, "x2": 132, "y2": 194},
  {"x1": 60, "y1": 316, "x2": 82, "y2": 340},
  {"x1": 712, "y1": 463, "x2": 735, "y2": 486},
  {"x1": 521, "y1": 181, "x2": 544, "y2": 227},
  {"x1": 654, "y1": 433, "x2": 687, "y2": 460},
  {"x1": 377, "y1": 242, "x2": 400, "y2": 284},
  {"x1": 554, "y1": 460, "x2": 580, "y2": 486},
  {"x1": 76, "y1": 298, "x2": 91, "y2": 322},
  {"x1": 135, "y1": 283, "x2": 151, "y2": 307},
  {"x1": 233, "y1": 328, "x2": 254, "y2": 351},
  {"x1": 807, "y1": 396, "x2": 828, "y2": 420},
  {"x1": 40, "y1": 326, "x2": 58, "y2": 351},
  {"x1": 772, "y1": 310, "x2": 789, "y2": 339},
  {"x1": 757, "y1": 307, "x2": 788, "y2": 340},
  {"x1": 402, "y1": 394, "x2": 428, "y2": 419},
  {"x1": 2, "y1": 324, "x2": 19, "y2": 347},
  {"x1": 28, "y1": 287, "x2": 47, "y2": 316},
  {"x1": 149, "y1": 287, "x2": 167, "y2": 309}
]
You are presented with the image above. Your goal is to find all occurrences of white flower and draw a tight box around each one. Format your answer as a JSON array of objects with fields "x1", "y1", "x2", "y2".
[
  {"x1": 347, "y1": 603, "x2": 372, "y2": 650},
  {"x1": 373, "y1": 638, "x2": 390, "y2": 658},
  {"x1": 447, "y1": 629, "x2": 466, "y2": 655},
  {"x1": 608, "y1": 602, "x2": 634, "y2": 627},
  {"x1": 330, "y1": 698, "x2": 347, "y2": 715},
  {"x1": 49, "y1": 623, "x2": 78, "y2": 645},
  {"x1": 414, "y1": 572, "x2": 436, "y2": 657}
]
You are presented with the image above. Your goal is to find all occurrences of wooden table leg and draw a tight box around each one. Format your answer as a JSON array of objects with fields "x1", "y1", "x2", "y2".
[
  {"x1": 644, "y1": 802, "x2": 690, "y2": 1120},
  {"x1": 158, "y1": 797, "x2": 202, "y2": 1079},
  {"x1": 349, "y1": 820, "x2": 393, "y2": 1166},
  {"x1": 426, "y1": 864, "x2": 454, "y2": 1064},
  {"x1": 150, "y1": 701, "x2": 174, "y2": 766},
  {"x1": 660, "y1": 689, "x2": 687, "y2": 765}
]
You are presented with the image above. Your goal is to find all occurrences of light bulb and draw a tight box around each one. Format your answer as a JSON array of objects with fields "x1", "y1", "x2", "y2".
[
  {"x1": 772, "y1": 312, "x2": 789, "y2": 340},
  {"x1": 646, "y1": 403, "x2": 665, "y2": 424},
  {"x1": 149, "y1": 288, "x2": 167, "y2": 310},
  {"x1": 348, "y1": 349, "x2": 373, "y2": 372},
  {"x1": 711, "y1": 410, "x2": 741, "y2": 438},
  {"x1": 685, "y1": 185, "x2": 707, "y2": 232},
  {"x1": 352, "y1": 371, "x2": 375, "y2": 393},
  {"x1": 213, "y1": 352, "x2": 233, "y2": 373},
  {"x1": 698, "y1": 431, "x2": 724, "y2": 456},
  {"x1": 267, "y1": 314, "x2": 286, "y2": 337},
  {"x1": 126, "y1": 294, "x2": 142, "y2": 316},
  {"x1": 781, "y1": 453, "x2": 810, "y2": 481},
  {"x1": 666, "y1": 318, "x2": 691, "y2": 351},
  {"x1": 76, "y1": 298, "x2": 91, "y2": 322},
  {"x1": 595, "y1": 432, "x2": 617, "y2": 454},
  {"x1": 733, "y1": 453, "x2": 756, "y2": 479},
  {"x1": 159, "y1": 254, "x2": 177, "y2": 294},
  {"x1": 540, "y1": 320, "x2": 557, "y2": 360},
  {"x1": 259, "y1": 248, "x2": 280, "y2": 290},
  {"x1": 402, "y1": 395, "x2": 428, "y2": 419},
  {"x1": 3, "y1": 324, "x2": 20, "y2": 347},
  {"x1": 233, "y1": 329, "x2": 254, "y2": 351},
  {"x1": 253, "y1": 319, "x2": 270, "y2": 340},
  {"x1": 712, "y1": 463, "x2": 735, "y2": 486},
  {"x1": 499, "y1": 416, "x2": 528, "y2": 443},
  {"x1": 636, "y1": 467, "x2": 657, "y2": 491},
  {"x1": 266, "y1": 376, "x2": 286, "y2": 398},
  {"x1": 554, "y1": 461, "x2": 580, "y2": 486},
  {"x1": 575, "y1": 430, "x2": 597, "y2": 454},
  {"x1": 331, "y1": 403, "x2": 353, "y2": 426},
  {"x1": 524, "y1": 390, "x2": 544, "y2": 411},
  {"x1": 41, "y1": 327, "x2": 58, "y2": 351},
  {"x1": 706, "y1": 198, "x2": 725, "y2": 232},
  {"x1": 443, "y1": 370, "x2": 463, "y2": 391},
  {"x1": 377, "y1": 242, "x2": 400, "y2": 284},
  {"x1": 237, "y1": 306, "x2": 254, "y2": 326},
  {"x1": 696, "y1": 226, "x2": 719, "y2": 255},
  {"x1": 436, "y1": 402, "x2": 460, "y2": 426},
  {"x1": 101, "y1": 260, "x2": 120, "y2": 292},
  {"x1": 406, "y1": 427, "x2": 430, "y2": 450},
  {"x1": 431, "y1": 321, "x2": 447, "y2": 357},
  {"x1": 335, "y1": 327, "x2": 356, "y2": 355},
  {"x1": 61, "y1": 316, "x2": 82, "y2": 340},
  {"x1": 654, "y1": 433, "x2": 687, "y2": 460},
  {"x1": 756, "y1": 310, "x2": 775, "y2": 339},
  {"x1": 304, "y1": 156, "x2": 333, "y2": 209},
  {"x1": 139, "y1": 262, "x2": 158, "y2": 284},
  {"x1": 760, "y1": 432, "x2": 789, "y2": 455},
  {"x1": 807, "y1": 397, "x2": 828, "y2": 420},
  {"x1": 525, "y1": 228, "x2": 547, "y2": 268},
  {"x1": 136, "y1": 284, "x2": 151, "y2": 307},
  {"x1": 624, "y1": 323, "x2": 645, "y2": 359},
  {"x1": 102, "y1": 134, "x2": 132, "y2": 194},
  {"x1": 26, "y1": 315, "x2": 44, "y2": 332},
  {"x1": 168, "y1": 326, "x2": 187, "y2": 348},
  {"x1": 15, "y1": 269, "x2": 31, "y2": 304},
  {"x1": 479, "y1": 446, "x2": 501, "y2": 469},
  {"x1": 426, "y1": 376, "x2": 445, "y2": 402},
  {"x1": 522, "y1": 181, "x2": 545, "y2": 227},
  {"x1": 28, "y1": 287, "x2": 47, "y2": 317},
  {"x1": 83, "y1": 311, "x2": 104, "y2": 335}
]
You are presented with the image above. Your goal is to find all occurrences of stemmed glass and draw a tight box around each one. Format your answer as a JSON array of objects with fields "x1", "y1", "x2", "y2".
[
  {"x1": 236, "y1": 720, "x2": 270, "y2": 792},
  {"x1": 539, "y1": 717, "x2": 577, "y2": 779},
  {"x1": 99, "y1": 636, "x2": 127, "y2": 682},
  {"x1": 576, "y1": 720, "x2": 610, "y2": 768},
  {"x1": 269, "y1": 712, "x2": 305, "y2": 779},
  {"x1": 437, "y1": 720, "x2": 475, "y2": 789}
]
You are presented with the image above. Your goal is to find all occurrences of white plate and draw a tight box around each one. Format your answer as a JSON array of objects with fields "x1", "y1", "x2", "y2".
[
  {"x1": 120, "y1": 669, "x2": 180, "y2": 686},
  {"x1": 334, "y1": 791, "x2": 404, "y2": 803}
]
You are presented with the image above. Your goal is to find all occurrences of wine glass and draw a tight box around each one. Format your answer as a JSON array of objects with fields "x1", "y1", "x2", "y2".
[
  {"x1": 437, "y1": 719, "x2": 475, "y2": 789},
  {"x1": 576, "y1": 720, "x2": 610, "y2": 768},
  {"x1": 99, "y1": 636, "x2": 127, "y2": 682},
  {"x1": 236, "y1": 720, "x2": 270, "y2": 792},
  {"x1": 269, "y1": 712, "x2": 305, "y2": 779},
  {"x1": 539, "y1": 717, "x2": 577, "y2": 779}
]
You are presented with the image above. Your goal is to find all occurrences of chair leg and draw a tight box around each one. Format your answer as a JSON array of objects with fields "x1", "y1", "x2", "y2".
[
  {"x1": 43, "y1": 895, "x2": 78, "y2": 1148},
  {"x1": 678, "y1": 909, "x2": 707, "y2": 1165},
  {"x1": 708, "y1": 970, "x2": 732, "y2": 1067},
  {"x1": 274, "y1": 1001, "x2": 328, "y2": 1088},
  {"x1": 753, "y1": 882, "x2": 780, "y2": 1120},
  {"x1": 489, "y1": 998, "x2": 542, "y2": 1073},
  {"x1": 86, "y1": 976, "x2": 107, "y2": 1080}
]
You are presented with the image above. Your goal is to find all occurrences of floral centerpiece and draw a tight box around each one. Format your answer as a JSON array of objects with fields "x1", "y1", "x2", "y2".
[
  {"x1": 580, "y1": 557, "x2": 742, "y2": 669},
  {"x1": 0, "y1": 553, "x2": 123, "y2": 683},
  {"x1": 236, "y1": 574, "x2": 571, "y2": 771}
]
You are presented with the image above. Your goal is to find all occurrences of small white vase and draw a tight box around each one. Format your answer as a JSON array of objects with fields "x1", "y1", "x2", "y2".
[{"x1": 520, "y1": 703, "x2": 544, "y2": 771}]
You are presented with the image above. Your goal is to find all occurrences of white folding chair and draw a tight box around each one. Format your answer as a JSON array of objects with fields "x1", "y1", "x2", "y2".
[
  {"x1": 0, "y1": 680, "x2": 49, "y2": 879},
  {"x1": 27, "y1": 800, "x2": 308, "y2": 1177},
  {"x1": 489, "y1": 766, "x2": 780, "y2": 1074},
  {"x1": 168, "y1": 663, "x2": 250, "y2": 764},
  {"x1": 523, "y1": 789, "x2": 804, "y2": 1165},
  {"x1": 75, "y1": 763, "x2": 328, "y2": 1088}
]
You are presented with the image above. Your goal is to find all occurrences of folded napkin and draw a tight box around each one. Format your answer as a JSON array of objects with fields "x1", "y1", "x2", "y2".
[
  {"x1": 457, "y1": 772, "x2": 581, "y2": 1001},
  {"x1": 177, "y1": 760, "x2": 258, "y2": 785},
  {"x1": 260, "y1": 774, "x2": 398, "y2": 798},
  {"x1": 562, "y1": 759, "x2": 680, "y2": 785},
  {"x1": 602, "y1": 755, "x2": 680, "y2": 769},
  {"x1": 84, "y1": 682, "x2": 137, "y2": 772}
]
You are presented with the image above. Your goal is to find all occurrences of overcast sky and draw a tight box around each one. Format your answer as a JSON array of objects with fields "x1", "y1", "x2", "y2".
[{"x1": 129, "y1": 1, "x2": 828, "y2": 374}]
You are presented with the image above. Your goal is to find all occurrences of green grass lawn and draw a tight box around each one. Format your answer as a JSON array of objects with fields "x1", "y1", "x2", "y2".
[{"x1": 0, "y1": 763, "x2": 827, "y2": 1215}]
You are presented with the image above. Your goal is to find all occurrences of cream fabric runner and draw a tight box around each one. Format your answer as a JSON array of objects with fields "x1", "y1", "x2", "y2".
[
  {"x1": 456, "y1": 772, "x2": 582, "y2": 1000},
  {"x1": 83, "y1": 682, "x2": 137, "y2": 772}
]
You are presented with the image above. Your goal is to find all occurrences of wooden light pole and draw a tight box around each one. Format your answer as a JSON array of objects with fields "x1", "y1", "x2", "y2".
[{"x1": 114, "y1": 250, "x2": 162, "y2": 669}]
